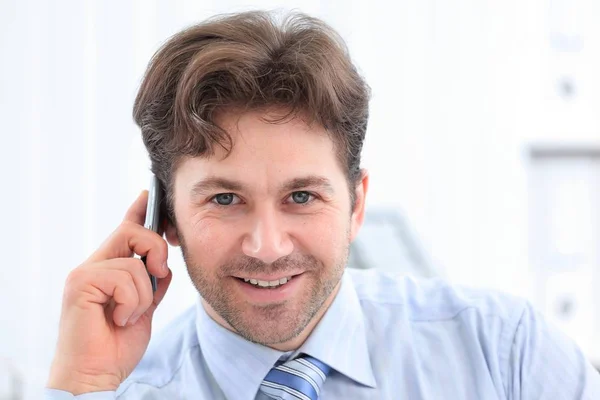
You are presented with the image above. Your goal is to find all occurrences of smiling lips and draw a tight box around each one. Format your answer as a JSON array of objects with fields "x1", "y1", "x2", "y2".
[
  {"x1": 242, "y1": 276, "x2": 293, "y2": 288},
  {"x1": 234, "y1": 273, "x2": 304, "y2": 303}
]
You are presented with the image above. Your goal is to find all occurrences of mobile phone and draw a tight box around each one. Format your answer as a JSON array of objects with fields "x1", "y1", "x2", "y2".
[{"x1": 142, "y1": 175, "x2": 164, "y2": 292}]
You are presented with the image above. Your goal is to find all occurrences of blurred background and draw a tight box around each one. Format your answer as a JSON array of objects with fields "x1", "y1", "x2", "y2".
[{"x1": 2, "y1": 0, "x2": 600, "y2": 398}]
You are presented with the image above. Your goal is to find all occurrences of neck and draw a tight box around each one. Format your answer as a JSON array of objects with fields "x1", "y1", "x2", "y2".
[{"x1": 202, "y1": 280, "x2": 342, "y2": 351}]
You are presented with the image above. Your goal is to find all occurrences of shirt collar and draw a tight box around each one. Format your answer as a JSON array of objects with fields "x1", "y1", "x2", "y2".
[
  {"x1": 195, "y1": 299, "x2": 283, "y2": 400},
  {"x1": 195, "y1": 270, "x2": 377, "y2": 400},
  {"x1": 294, "y1": 271, "x2": 377, "y2": 388}
]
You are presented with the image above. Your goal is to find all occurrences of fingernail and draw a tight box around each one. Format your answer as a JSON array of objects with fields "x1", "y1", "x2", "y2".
[
  {"x1": 162, "y1": 261, "x2": 168, "y2": 274},
  {"x1": 130, "y1": 314, "x2": 140, "y2": 325},
  {"x1": 121, "y1": 317, "x2": 129, "y2": 327}
]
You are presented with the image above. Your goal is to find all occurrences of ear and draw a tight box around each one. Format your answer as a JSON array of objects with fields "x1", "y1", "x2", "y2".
[
  {"x1": 349, "y1": 169, "x2": 369, "y2": 242},
  {"x1": 164, "y1": 218, "x2": 180, "y2": 247}
]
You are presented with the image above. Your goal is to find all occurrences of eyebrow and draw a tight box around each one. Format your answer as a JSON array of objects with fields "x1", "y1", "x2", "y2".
[
  {"x1": 190, "y1": 177, "x2": 244, "y2": 197},
  {"x1": 190, "y1": 175, "x2": 336, "y2": 197},
  {"x1": 281, "y1": 176, "x2": 335, "y2": 196}
]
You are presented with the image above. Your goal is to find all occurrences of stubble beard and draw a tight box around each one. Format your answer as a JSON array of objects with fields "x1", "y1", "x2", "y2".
[{"x1": 179, "y1": 237, "x2": 349, "y2": 346}]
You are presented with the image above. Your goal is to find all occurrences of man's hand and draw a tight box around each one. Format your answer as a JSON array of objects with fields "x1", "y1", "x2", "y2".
[{"x1": 47, "y1": 191, "x2": 173, "y2": 395}]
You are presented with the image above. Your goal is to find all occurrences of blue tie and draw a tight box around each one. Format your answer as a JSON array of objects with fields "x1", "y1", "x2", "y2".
[{"x1": 259, "y1": 355, "x2": 331, "y2": 400}]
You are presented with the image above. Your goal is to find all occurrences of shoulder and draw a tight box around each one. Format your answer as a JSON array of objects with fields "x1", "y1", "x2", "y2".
[
  {"x1": 346, "y1": 269, "x2": 600, "y2": 396},
  {"x1": 348, "y1": 268, "x2": 527, "y2": 322},
  {"x1": 348, "y1": 268, "x2": 527, "y2": 393},
  {"x1": 117, "y1": 304, "x2": 201, "y2": 396},
  {"x1": 347, "y1": 268, "x2": 528, "y2": 354}
]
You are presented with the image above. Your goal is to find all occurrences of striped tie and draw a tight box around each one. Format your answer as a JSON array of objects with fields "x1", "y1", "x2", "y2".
[{"x1": 259, "y1": 354, "x2": 331, "y2": 400}]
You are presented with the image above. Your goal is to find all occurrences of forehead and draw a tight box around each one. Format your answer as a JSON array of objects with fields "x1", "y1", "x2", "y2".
[
  {"x1": 219, "y1": 110, "x2": 333, "y2": 160},
  {"x1": 174, "y1": 110, "x2": 347, "y2": 191}
]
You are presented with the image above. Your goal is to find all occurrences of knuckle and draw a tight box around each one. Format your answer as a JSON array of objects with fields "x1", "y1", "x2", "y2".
[
  {"x1": 125, "y1": 257, "x2": 146, "y2": 271},
  {"x1": 63, "y1": 273, "x2": 82, "y2": 302},
  {"x1": 120, "y1": 220, "x2": 136, "y2": 229},
  {"x1": 64, "y1": 265, "x2": 87, "y2": 288},
  {"x1": 116, "y1": 268, "x2": 135, "y2": 284},
  {"x1": 62, "y1": 265, "x2": 97, "y2": 303},
  {"x1": 117, "y1": 276, "x2": 137, "y2": 297},
  {"x1": 115, "y1": 221, "x2": 135, "y2": 238},
  {"x1": 125, "y1": 279, "x2": 139, "y2": 298}
]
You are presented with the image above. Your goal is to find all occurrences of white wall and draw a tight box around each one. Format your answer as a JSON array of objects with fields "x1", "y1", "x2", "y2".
[{"x1": 2, "y1": 0, "x2": 600, "y2": 398}]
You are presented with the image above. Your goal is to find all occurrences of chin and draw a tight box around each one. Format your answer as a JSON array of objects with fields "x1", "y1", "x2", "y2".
[{"x1": 229, "y1": 301, "x2": 310, "y2": 345}]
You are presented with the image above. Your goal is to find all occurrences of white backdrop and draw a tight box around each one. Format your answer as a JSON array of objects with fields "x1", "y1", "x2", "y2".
[{"x1": 2, "y1": 0, "x2": 600, "y2": 398}]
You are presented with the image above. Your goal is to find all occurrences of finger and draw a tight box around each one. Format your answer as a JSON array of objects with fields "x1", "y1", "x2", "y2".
[
  {"x1": 87, "y1": 258, "x2": 156, "y2": 326},
  {"x1": 64, "y1": 264, "x2": 140, "y2": 327},
  {"x1": 111, "y1": 275, "x2": 140, "y2": 327},
  {"x1": 87, "y1": 222, "x2": 169, "y2": 279},
  {"x1": 116, "y1": 267, "x2": 172, "y2": 328},
  {"x1": 123, "y1": 190, "x2": 149, "y2": 225},
  {"x1": 146, "y1": 267, "x2": 173, "y2": 317}
]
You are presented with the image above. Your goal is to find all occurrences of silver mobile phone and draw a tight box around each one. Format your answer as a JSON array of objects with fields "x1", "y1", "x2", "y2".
[{"x1": 142, "y1": 175, "x2": 164, "y2": 292}]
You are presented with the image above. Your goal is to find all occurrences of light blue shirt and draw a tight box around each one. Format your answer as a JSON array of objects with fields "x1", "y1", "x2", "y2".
[{"x1": 45, "y1": 269, "x2": 600, "y2": 399}]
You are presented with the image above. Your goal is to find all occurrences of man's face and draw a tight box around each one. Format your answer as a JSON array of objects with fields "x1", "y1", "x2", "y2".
[{"x1": 167, "y1": 110, "x2": 367, "y2": 347}]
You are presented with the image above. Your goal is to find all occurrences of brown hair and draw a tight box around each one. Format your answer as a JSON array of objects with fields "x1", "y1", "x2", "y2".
[{"x1": 133, "y1": 10, "x2": 370, "y2": 221}]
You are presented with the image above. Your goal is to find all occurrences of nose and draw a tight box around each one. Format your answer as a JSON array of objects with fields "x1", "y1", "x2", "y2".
[{"x1": 241, "y1": 207, "x2": 294, "y2": 264}]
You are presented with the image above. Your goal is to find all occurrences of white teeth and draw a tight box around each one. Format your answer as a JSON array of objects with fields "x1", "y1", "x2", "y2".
[{"x1": 242, "y1": 276, "x2": 292, "y2": 288}]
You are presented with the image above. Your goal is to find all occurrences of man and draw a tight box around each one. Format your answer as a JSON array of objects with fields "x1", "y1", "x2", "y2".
[{"x1": 45, "y1": 10, "x2": 599, "y2": 400}]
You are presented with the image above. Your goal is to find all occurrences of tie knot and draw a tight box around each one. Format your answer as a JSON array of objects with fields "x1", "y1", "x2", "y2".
[{"x1": 260, "y1": 354, "x2": 331, "y2": 400}]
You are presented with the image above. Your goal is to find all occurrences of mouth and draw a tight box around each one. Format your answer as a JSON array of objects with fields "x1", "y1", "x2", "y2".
[
  {"x1": 235, "y1": 274, "x2": 299, "y2": 289},
  {"x1": 232, "y1": 272, "x2": 305, "y2": 303}
]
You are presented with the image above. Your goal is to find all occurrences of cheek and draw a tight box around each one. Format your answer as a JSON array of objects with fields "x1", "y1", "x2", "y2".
[
  {"x1": 296, "y1": 216, "x2": 349, "y2": 261},
  {"x1": 181, "y1": 217, "x2": 236, "y2": 266}
]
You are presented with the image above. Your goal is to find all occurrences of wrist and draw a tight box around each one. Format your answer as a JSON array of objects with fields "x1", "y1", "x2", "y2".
[{"x1": 47, "y1": 366, "x2": 120, "y2": 395}]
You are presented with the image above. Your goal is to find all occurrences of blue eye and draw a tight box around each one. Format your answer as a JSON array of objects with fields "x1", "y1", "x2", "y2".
[
  {"x1": 290, "y1": 191, "x2": 312, "y2": 204},
  {"x1": 213, "y1": 193, "x2": 238, "y2": 206}
]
